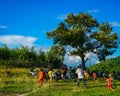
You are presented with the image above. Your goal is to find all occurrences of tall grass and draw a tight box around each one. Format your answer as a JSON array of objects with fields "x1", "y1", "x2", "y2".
[{"x1": 0, "y1": 67, "x2": 39, "y2": 96}]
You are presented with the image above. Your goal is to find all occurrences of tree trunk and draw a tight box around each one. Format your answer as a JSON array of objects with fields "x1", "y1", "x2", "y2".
[{"x1": 81, "y1": 56, "x2": 85, "y2": 69}]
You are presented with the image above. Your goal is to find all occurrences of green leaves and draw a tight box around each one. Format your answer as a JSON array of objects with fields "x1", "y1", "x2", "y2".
[{"x1": 46, "y1": 45, "x2": 66, "y2": 68}]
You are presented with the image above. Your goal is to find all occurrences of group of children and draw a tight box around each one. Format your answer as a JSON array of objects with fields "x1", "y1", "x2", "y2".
[
  {"x1": 37, "y1": 67, "x2": 116, "y2": 92},
  {"x1": 84, "y1": 69, "x2": 116, "y2": 91},
  {"x1": 37, "y1": 68, "x2": 56, "y2": 87}
]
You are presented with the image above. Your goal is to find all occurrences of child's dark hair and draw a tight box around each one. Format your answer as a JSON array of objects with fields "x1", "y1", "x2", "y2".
[
  {"x1": 40, "y1": 68, "x2": 43, "y2": 71},
  {"x1": 104, "y1": 75, "x2": 109, "y2": 78}
]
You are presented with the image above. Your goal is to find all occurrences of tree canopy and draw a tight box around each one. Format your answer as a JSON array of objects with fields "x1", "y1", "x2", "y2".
[{"x1": 47, "y1": 12, "x2": 118, "y2": 68}]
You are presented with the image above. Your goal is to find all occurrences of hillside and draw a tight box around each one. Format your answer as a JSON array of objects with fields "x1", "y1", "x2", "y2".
[{"x1": 88, "y1": 56, "x2": 120, "y2": 73}]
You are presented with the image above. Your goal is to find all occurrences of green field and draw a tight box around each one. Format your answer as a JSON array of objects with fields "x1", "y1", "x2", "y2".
[{"x1": 0, "y1": 68, "x2": 120, "y2": 96}]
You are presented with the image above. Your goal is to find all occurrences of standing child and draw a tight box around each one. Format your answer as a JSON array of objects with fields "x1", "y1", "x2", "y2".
[
  {"x1": 93, "y1": 71, "x2": 97, "y2": 83},
  {"x1": 48, "y1": 68, "x2": 53, "y2": 83},
  {"x1": 38, "y1": 68, "x2": 45, "y2": 87},
  {"x1": 84, "y1": 69, "x2": 90, "y2": 81},
  {"x1": 76, "y1": 65, "x2": 87, "y2": 88},
  {"x1": 52, "y1": 69, "x2": 56, "y2": 82}
]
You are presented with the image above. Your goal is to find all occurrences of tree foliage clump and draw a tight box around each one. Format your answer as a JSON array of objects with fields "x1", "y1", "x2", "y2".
[
  {"x1": 89, "y1": 56, "x2": 120, "y2": 73},
  {"x1": 45, "y1": 45, "x2": 66, "y2": 68},
  {"x1": 0, "y1": 45, "x2": 65, "y2": 68}
]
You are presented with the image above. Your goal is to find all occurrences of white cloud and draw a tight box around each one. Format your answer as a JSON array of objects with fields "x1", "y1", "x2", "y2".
[
  {"x1": 56, "y1": 14, "x2": 68, "y2": 20},
  {"x1": 0, "y1": 25, "x2": 8, "y2": 29},
  {"x1": 64, "y1": 54, "x2": 81, "y2": 67},
  {"x1": 34, "y1": 44, "x2": 50, "y2": 52},
  {"x1": 110, "y1": 21, "x2": 120, "y2": 27},
  {"x1": 85, "y1": 52, "x2": 99, "y2": 66},
  {"x1": 88, "y1": 9, "x2": 100, "y2": 14},
  {"x1": 0, "y1": 35, "x2": 37, "y2": 47},
  {"x1": 56, "y1": 10, "x2": 99, "y2": 21},
  {"x1": 66, "y1": 55, "x2": 81, "y2": 63},
  {"x1": 64, "y1": 52, "x2": 99, "y2": 67}
]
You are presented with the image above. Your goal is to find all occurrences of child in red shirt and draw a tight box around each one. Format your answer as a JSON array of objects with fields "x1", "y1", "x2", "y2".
[
  {"x1": 93, "y1": 72, "x2": 97, "y2": 80},
  {"x1": 105, "y1": 75, "x2": 115, "y2": 91},
  {"x1": 93, "y1": 71, "x2": 98, "y2": 83}
]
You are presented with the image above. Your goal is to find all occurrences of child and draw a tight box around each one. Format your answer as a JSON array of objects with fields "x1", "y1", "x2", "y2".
[
  {"x1": 84, "y1": 69, "x2": 90, "y2": 81},
  {"x1": 38, "y1": 68, "x2": 45, "y2": 87},
  {"x1": 105, "y1": 75, "x2": 115, "y2": 91},
  {"x1": 48, "y1": 68, "x2": 53, "y2": 83},
  {"x1": 92, "y1": 71, "x2": 97, "y2": 83}
]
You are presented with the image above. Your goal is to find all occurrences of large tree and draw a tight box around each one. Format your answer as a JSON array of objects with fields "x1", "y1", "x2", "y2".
[{"x1": 47, "y1": 12, "x2": 118, "y2": 68}]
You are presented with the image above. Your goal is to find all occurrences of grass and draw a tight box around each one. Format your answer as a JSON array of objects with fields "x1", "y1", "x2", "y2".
[
  {"x1": 0, "y1": 67, "x2": 37, "y2": 96},
  {"x1": 0, "y1": 67, "x2": 120, "y2": 96},
  {"x1": 27, "y1": 80, "x2": 120, "y2": 96}
]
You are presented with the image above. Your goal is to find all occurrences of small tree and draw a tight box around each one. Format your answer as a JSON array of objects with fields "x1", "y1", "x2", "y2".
[
  {"x1": 36, "y1": 49, "x2": 46, "y2": 67},
  {"x1": 47, "y1": 12, "x2": 118, "y2": 68},
  {"x1": 46, "y1": 45, "x2": 66, "y2": 68}
]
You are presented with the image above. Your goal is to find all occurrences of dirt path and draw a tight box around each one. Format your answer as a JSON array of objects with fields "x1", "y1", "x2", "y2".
[
  {"x1": 17, "y1": 93, "x2": 28, "y2": 96},
  {"x1": 0, "y1": 83, "x2": 52, "y2": 96},
  {"x1": 16, "y1": 83, "x2": 51, "y2": 96},
  {"x1": 17, "y1": 88, "x2": 40, "y2": 96}
]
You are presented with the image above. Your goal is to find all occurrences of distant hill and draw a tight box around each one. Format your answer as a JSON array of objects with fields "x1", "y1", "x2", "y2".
[{"x1": 88, "y1": 56, "x2": 120, "y2": 73}]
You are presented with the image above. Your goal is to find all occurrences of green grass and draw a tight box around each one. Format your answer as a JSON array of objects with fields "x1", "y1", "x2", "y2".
[
  {"x1": 27, "y1": 80, "x2": 120, "y2": 96},
  {"x1": 0, "y1": 68, "x2": 38, "y2": 95},
  {"x1": 0, "y1": 68, "x2": 120, "y2": 96}
]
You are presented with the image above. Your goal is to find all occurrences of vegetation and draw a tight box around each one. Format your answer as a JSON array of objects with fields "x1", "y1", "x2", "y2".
[
  {"x1": 47, "y1": 12, "x2": 118, "y2": 68},
  {"x1": 89, "y1": 56, "x2": 120, "y2": 73},
  {"x1": 27, "y1": 81, "x2": 120, "y2": 96},
  {"x1": 0, "y1": 68, "x2": 38, "y2": 96},
  {"x1": 0, "y1": 45, "x2": 65, "y2": 68},
  {"x1": 45, "y1": 45, "x2": 66, "y2": 68}
]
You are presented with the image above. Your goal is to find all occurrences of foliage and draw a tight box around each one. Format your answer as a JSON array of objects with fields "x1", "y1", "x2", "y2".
[
  {"x1": 0, "y1": 45, "x2": 11, "y2": 60},
  {"x1": 0, "y1": 45, "x2": 64, "y2": 68},
  {"x1": 89, "y1": 56, "x2": 120, "y2": 72},
  {"x1": 47, "y1": 12, "x2": 118, "y2": 68},
  {"x1": 36, "y1": 49, "x2": 46, "y2": 67},
  {"x1": 45, "y1": 45, "x2": 66, "y2": 68}
]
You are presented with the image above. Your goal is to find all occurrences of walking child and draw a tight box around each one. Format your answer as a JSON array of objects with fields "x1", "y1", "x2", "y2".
[
  {"x1": 48, "y1": 68, "x2": 53, "y2": 83},
  {"x1": 38, "y1": 68, "x2": 45, "y2": 87}
]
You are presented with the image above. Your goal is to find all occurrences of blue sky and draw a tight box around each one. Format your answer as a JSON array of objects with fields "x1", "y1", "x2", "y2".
[{"x1": 0, "y1": 0, "x2": 120, "y2": 66}]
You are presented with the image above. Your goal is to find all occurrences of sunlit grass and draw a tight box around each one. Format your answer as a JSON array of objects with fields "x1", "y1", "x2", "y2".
[
  {"x1": 0, "y1": 68, "x2": 37, "y2": 95},
  {"x1": 27, "y1": 79, "x2": 120, "y2": 96}
]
